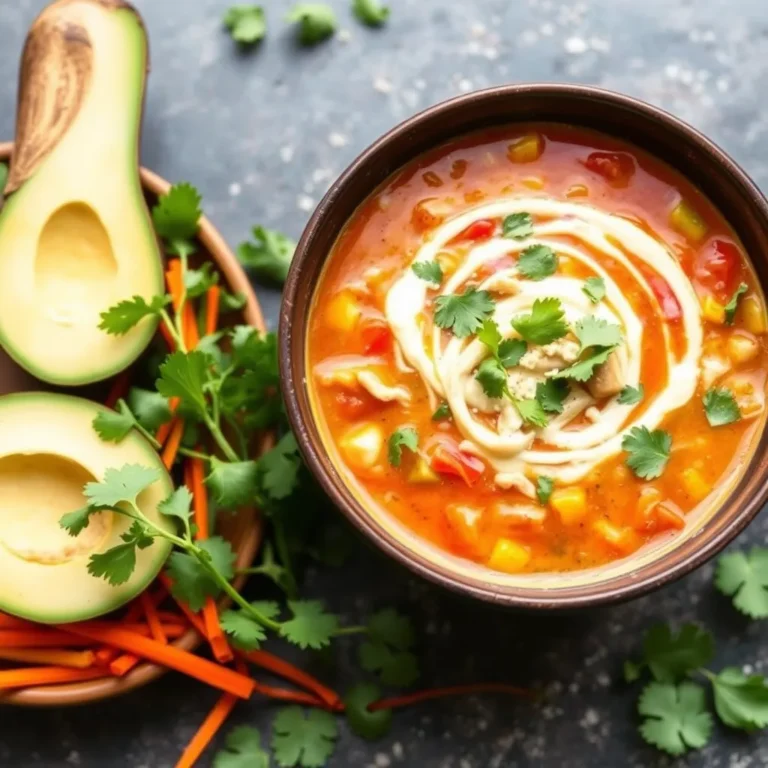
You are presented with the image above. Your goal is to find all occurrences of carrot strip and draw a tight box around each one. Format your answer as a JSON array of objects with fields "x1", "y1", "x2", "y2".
[
  {"x1": 0, "y1": 666, "x2": 107, "y2": 690},
  {"x1": 94, "y1": 647, "x2": 119, "y2": 666},
  {"x1": 156, "y1": 611, "x2": 189, "y2": 626},
  {"x1": 110, "y1": 654, "x2": 139, "y2": 677},
  {"x1": 251, "y1": 681, "x2": 331, "y2": 708},
  {"x1": 190, "y1": 459, "x2": 210, "y2": 539},
  {"x1": 140, "y1": 592, "x2": 168, "y2": 644},
  {"x1": 161, "y1": 419, "x2": 185, "y2": 470},
  {"x1": 0, "y1": 631, "x2": 92, "y2": 648},
  {"x1": 369, "y1": 683, "x2": 535, "y2": 712},
  {"x1": 59, "y1": 624, "x2": 255, "y2": 699},
  {"x1": 0, "y1": 614, "x2": 36, "y2": 630},
  {"x1": 176, "y1": 691, "x2": 238, "y2": 768},
  {"x1": 183, "y1": 304, "x2": 199, "y2": 349},
  {"x1": 202, "y1": 600, "x2": 232, "y2": 663},
  {"x1": 0, "y1": 648, "x2": 95, "y2": 669},
  {"x1": 166, "y1": 260, "x2": 184, "y2": 310},
  {"x1": 205, "y1": 285, "x2": 221, "y2": 335},
  {"x1": 104, "y1": 371, "x2": 130, "y2": 409}
]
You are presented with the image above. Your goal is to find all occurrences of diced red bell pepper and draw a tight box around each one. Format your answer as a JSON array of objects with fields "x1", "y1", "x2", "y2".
[
  {"x1": 648, "y1": 276, "x2": 682, "y2": 322},
  {"x1": 361, "y1": 321, "x2": 393, "y2": 356},
  {"x1": 334, "y1": 390, "x2": 378, "y2": 420},
  {"x1": 694, "y1": 239, "x2": 742, "y2": 301},
  {"x1": 454, "y1": 219, "x2": 496, "y2": 242},
  {"x1": 583, "y1": 152, "x2": 635, "y2": 188},
  {"x1": 640, "y1": 502, "x2": 686, "y2": 534},
  {"x1": 430, "y1": 443, "x2": 485, "y2": 486}
]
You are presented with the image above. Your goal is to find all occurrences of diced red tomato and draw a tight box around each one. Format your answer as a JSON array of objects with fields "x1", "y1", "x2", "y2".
[
  {"x1": 334, "y1": 390, "x2": 379, "y2": 420},
  {"x1": 648, "y1": 276, "x2": 682, "y2": 322},
  {"x1": 583, "y1": 152, "x2": 635, "y2": 188},
  {"x1": 430, "y1": 443, "x2": 485, "y2": 486},
  {"x1": 639, "y1": 501, "x2": 686, "y2": 534},
  {"x1": 453, "y1": 219, "x2": 496, "y2": 243},
  {"x1": 694, "y1": 239, "x2": 742, "y2": 300},
  {"x1": 361, "y1": 321, "x2": 392, "y2": 356}
]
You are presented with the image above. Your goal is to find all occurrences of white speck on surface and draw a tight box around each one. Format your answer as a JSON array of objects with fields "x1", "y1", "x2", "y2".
[
  {"x1": 665, "y1": 63, "x2": 680, "y2": 79},
  {"x1": 414, "y1": 78, "x2": 427, "y2": 90},
  {"x1": 338, "y1": 28, "x2": 351, "y2": 43},
  {"x1": 589, "y1": 36, "x2": 611, "y2": 53},
  {"x1": 458, "y1": 78, "x2": 473, "y2": 93},
  {"x1": 744, "y1": 663, "x2": 754, "y2": 675},
  {"x1": 540, "y1": 22, "x2": 554, "y2": 36},
  {"x1": 297, "y1": 194, "x2": 314, "y2": 212},
  {"x1": 470, "y1": 22, "x2": 486, "y2": 37},
  {"x1": 65, "y1": 752, "x2": 81, "y2": 766},
  {"x1": 280, "y1": 145, "x2": 294, "y2": 163},
  {"x1": 312, "y1": 167, "x2": 333, "y2": 184},
  {"x1": 520, "y1": 29, "x2": 538, "y2": 46},
  {"x1": 373, "y1": 76, "x2": 393, "y2": 93},
  {"x1": 564, "y1": 36, "x2": 588, "y2": 54},
  {"x1": 597, "y1": 672, "x2": 611, "y2": 687},
  {"x1": 391, "y1": 742, "x2": 403, "y2": 759},
  {"x1": 228, "y1": 182, "x2": 241, "y2": 197},
  {"x1": 374, "y1": 754, "x2": 391, "y2": 767},
  {"x1": 580, "y1": 708, "x2": 600, "y2": 728},
  {"x1": 402, "y1": 89, "x2": 420, "y2": 108},
  {"x1": 328, "y1": 132, "x2": 348, "y2": 147}
]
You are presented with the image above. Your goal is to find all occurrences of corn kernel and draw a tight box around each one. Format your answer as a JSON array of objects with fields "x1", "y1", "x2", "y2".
[
  {"x1": 727, "y1": 332, "x2": 760, "y2": 364},
  {"x1": 566, "y1": 184, "x2": 589, "y2": 198},
  {"x1": 487, "y1": 538, "x2": 531, "y2": 573},
  {"x1": 339, "y1": 423, "x2": 383, "y2": 469},
  {"x1": 521, "y1": 177, "x2": 545, "y2": 190},
  {"x1": 592, "y1": 519, "x2": 640, "y2": 554},
  {"x1": 408, "y1": 457, "x2": 440, "y2": 484},
  {"x1": 681, "y1": 468, "x2": 711, "y2": 501},
  {"x1": 550, "y1": 487, "x2": 587, "y2": 525},
  {"x1": 742, "y1": 296, "x2": 768, "y2": 335},
  {"x1": 669, "y1": 200, "x2": 708, "y2": 244},
  {"x1": 507, "y1": 134, "x2": 543, "y2": 164},
  {"x1": 326, "y1": 291, "x2": 361, "y2": 332},
  {"x1": 701, "y1": 295, "x2": 726, "y2": 324}
]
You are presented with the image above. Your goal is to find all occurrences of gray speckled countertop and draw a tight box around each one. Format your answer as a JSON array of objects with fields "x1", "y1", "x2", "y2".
[{"x1": 1, "y1": 0, "x2": 768, "y2": 765}]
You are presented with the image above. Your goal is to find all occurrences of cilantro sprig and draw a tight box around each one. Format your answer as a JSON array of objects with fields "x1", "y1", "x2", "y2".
[
  {"x1": 511, "y1": 298, "x2": 568, "y2": 345},
  {"x1": 434, "y1": 287, "x2": 495, "y2": 338},
  {"x1": 703, "y1": 387, "x2": 741, "y2": 427},
  {"x1": 622, "y1": 426, "x2": 671, "y2": 480},
  {"x1": 237, "y1": 226, "x2": 296, "y2": 284},
  {"x1": 517, "y1": 244, "x2": 558, "y2": 281}
]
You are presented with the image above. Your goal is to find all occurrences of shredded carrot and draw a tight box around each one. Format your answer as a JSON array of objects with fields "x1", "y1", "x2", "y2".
[
  {"x1": 183, "y1": 304, "x2": 199, "y2": 349},
  {"x1": 140, "y1": 591, "x2": 168, "y2": 644},
  {"x1": 205, "y1": 285, "x2": 221, "y2": 335},
  {"x1": 0, "y1": 630, "x2": 91, "y2": 648},
  {"x1": 369, "y1": 683, "x2": 535, "y2": 712},
  {"x1": 0, "y1": 666, "x2": 107, "y2": 690},
  {"x1": 190, "y1": 458, "x2": 210, "y2": 539},
  {"x1": 252, "y1": 680, "x2": 332, "y2": 708},
  {"x1": 110, "y1": 654, "x2": 139, "y2": 677},
  {"x1": 155, "y1": 405, "x2": 179, "y2": 446},
  {"x1": 156, "y1": 610, "x2": 188, "y2": 626},
  {"x1": 0, "y1": 614, "x2": 37, "y2": 630},
  {"x1": 0, "y1": 648, "x2": 95, "y2": 669},
  {"x1": 166, "y1": 260, "x2": 184, "y2": 309},
  {"x1": 104, "y1": 371, "x2": 131, "y2": 409},
  {"x1": 161, "y1": 418, "x2": 185, "y2": 470},
  {"x1": 59, "y1": 624, "x2": 255, "y2": 699},
  {"x1": 202, "y1": 600, "x2": 232, "y2": 663},
  {"x1": 94, "y1": 647, "x2": 119, "y2": 666}
]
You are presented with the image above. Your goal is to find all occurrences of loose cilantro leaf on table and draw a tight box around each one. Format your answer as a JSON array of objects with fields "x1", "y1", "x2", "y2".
[
  {"x1": 411, "y1": 260, "x2": 443, "y2": 285},
  {"x1": 511, "y1": 298, "x2": 568, "y2": 345},
  {"x1": 152, "y1": 182, "x2": 202, "y2": 255},
  {"x1": 622, "y1": 426, "x2": 671, "y2": 480},
  {"x1": 517, "y1": 244, "x2": 558, "y2": 281},
  {"x1": 388, "y1": 427, "x2": 419, "y2": 467},
  {"x1": 710, "y1": 667, "x2": 768, "y2": 730},
  {"x1": 703, "y1": 387, "x2": 741, "y2": 427},
  {"x1": 352, "y1": 0, "x2": 390, "y2": 26},
  {"x1": 272, "y1": 707, "x2": 338, "y2": 768},
  {"x1": 214, "y1": 726, "x2": 270, "y2": 768},
  {"x1": 643, "y1": 623, "x2": 714, "y2": 683},
  {"x1": 554, "y1": 345, "x2": 614, "y2": 382},
  {"x1": 99, "y1": 295, "x2": 168, "y2": 336},
  {"x1": 582, "y1": 276, "x2": 606, "y2": 304},
  {"x1": 359, "y1": 608, "x2": 419, "y2": 686},
  {"x1": 279, "y1": 601, "x2": 339, "y2": 650},
  {"x1": 434, "y1": 287, "x2": 495, "y2": 338},
  {"x1": 536, "y1": 475, "x2": 554, "y2": 504},
  {"x1": 286, "y1": 3, "x2": 337, "y2": 44},
  {"x1": 535, "y1": 379, "x2": 568, "y2": 414},
  {"x1": 638, "y1": 681, "x2": 712, "y2": 756},
  {"x1": 502, "y1": 212, "x2": 533, "y2": 240},
  {"x1": 223, "y1": 5, "x2": 267, "y2": 44},
  {"x1": 724, "y1": 282, "x2": 748, "y2": 325},
  {"x1": 345, "y1": 683, "x2": 392, "y2": 740},
  {"x1": 618, "y1": 384, "x2": 644, "y2": 405},
  {"x1": 715, "y1": 548, "x2": 768, "y2": 618},
  {"x1": 237, "y1": 226, "x2": 296, "y2": 284},
  {"x1": 432, "y1": 402, "x2": 451, "y2": 421}
]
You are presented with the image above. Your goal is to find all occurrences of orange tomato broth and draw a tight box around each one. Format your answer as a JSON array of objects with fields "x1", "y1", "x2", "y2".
[{"x1": 307, "y1": 123, "x2": 768, "y2": 574}]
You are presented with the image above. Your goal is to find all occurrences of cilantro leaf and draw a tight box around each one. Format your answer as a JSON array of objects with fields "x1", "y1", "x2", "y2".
[
  {"x1": 367, "y1": 608, "x2": 415, "y2": 649},
  {"x1": 219, "y1": 602, "x2": 281, "y2": 650},
  {"x1": 622, "y1": 426, "x2": 671, "y2": 480},
  {"x1": 286, "y1": 4, "x2": 336, "y2": 45},
  {"x1": 725, "y1": 282, "x2": 748, "y2": 325},
  {"x1": 214, "y1": 725, "x2": 270, "y2": 768},
  {"x1": 59, "y1": 505, "x2": 104, "y2": 537},
  {"x1": 352, "y1": 0, "x2": 390, "y2": 26},
  {"x1": 279, "y1": 601, "x2": 339, "y2": 650},
  {"x1": 638, "y1": 681, "x2": 712, "y2": 756},
  {"x1": 711, "y1": 667, "x2": 768, "y2": 730},
  {"x1": 475, "y1": 357, "x2": 507, "y2": 399},
  {"x1": 272, "y1": 707, "x2": 338, "y2": 768},
  {"x1": 642, "y1": 623, "x2": 714, "y2": 683},
  {"x1": 624, "y1": 660, "x2": 644, "y2": 683},
  {"x1": 220, "y1": 289, "x2": 247, "y2": 312},
  {"x1": 184, "y1": 262, "x2": 219, "y2": 299},
  {"x1": 345, "y1": 683, "x2": 392, "y2": 740},
  {"x1": 574, "y1": 316, "x2": 623, "y2": 349},
  {"x1": 223, "y1": 5, "x2": 267, "y2": 45},
  {"x1": 127, "y1": 388, "x2": 172, "y2": 432},
  {"x1": 511, "y1": 298, "x2": 568, "y2": 345},
  {"x1": 388, "y1": 427, "x2": 418, "y2": 467},
  {"x1": 152, "y1": 182, "x2": 201, "y2": 250},
  {"x1": 517, "y1": 244, "x2": 558, "y2": 281},
  {"x1": 156, "y1": 351, "x2": 209, "y2": 418},
  {"x1": 432, "y1": 402, "x2": 451, "y2": 421},
  {"x1": 502, "y1": 212, "x2": 533, "y2": 240},
  {"x1": 536, "y1": 476, "x2": 554, "y2": 504},
  {"x1": 582, "y1": 276, "x2": 606, "y2": 303},
  {"x1": 259, "y1": 433, "x2": 302, "y2": 501},
  {"x1": 499, "y1": 339, "x2": 527, "y2": 367},
  {"x1": 553, "y1": 346, "x2": 615, "y2": 382},
  {"x1": 477, "y1": 318, "x2": 502, "y2": 354},
  {"x1": 237, "y1": 226, "x2": 296, "y2": 284},
  {"x1": 715, "y1": 548, "x2": 768, "y2": 619},
  {"x1": 513, "y1": 396, "x2": 549, "y2": 428},
  {"x1": 359, "y1": 640, "x2": 420, "y2": 686},
  {"x1": 98, "y1": 295, "x2": 167, "y2": 335},
  {"x1": 84, "y1": 464, "x2": 160, "y2": 508},
  {"x1": 88, "y1": 542, "x2": 140, "y2": 586},
  {"x1": 166, "y1": 538, "x2": 235, "y2": 611},
  {"x1": 618, "y1": 384, "x2": 644, "y2": 405},
  {"x1": 92, "y1": 402, "x2": 135, "y2": 443},
  {"x1": 703, "y1": 388, "x2": 741, "y2": 427},
  {"x1": 535, "y1": 379, "x2": 568, "y2": 414},
  {"x1": 434, "y1": 287, "x2": 495, "y2": 338},
  {"x1": 158, "y1": 486, "x2": 193, "y2": 524},
  {"x1": 411, "y1": 260, "x2": 443, "y2": 285},
  {"x1": 206, "y1": 457, "x2": 259, "y2": 508}
]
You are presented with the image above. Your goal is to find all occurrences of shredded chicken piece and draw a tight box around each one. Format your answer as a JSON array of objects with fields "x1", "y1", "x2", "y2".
[
  {"x1": 497, "y1": 403, "x2": 523, "y2": 436},
  {"x1": 494, "y1": 472, "x2": 537, "y2": 498},
  {"x1": 584, "y1": 406, "x2": 601, "y2": 423},
  {"x1": 393, "y1": 342, "x2": 414, "y2": 374},
  {"x1": 700, "y1": 355, "x2": 730, "y2": 389},
  {"x1": 492, "y1": 503, "x2": 546, "y2": 525},
  {"x1": 587, "y1": 347, "x2": 627, "y2": 399},
  {"x1": 356, "y1": 371, "x2": 411, "y2": 405}
]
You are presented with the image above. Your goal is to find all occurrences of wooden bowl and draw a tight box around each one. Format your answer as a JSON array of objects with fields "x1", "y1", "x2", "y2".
[
  {"x1": 280, "y1": 83, "x2": 768, "y2": 611},
  {"x1": 0, "y1": 142, "x2": 266, "y2": 705}
]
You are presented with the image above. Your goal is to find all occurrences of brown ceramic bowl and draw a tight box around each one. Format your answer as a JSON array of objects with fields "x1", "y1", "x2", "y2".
[
  {"x1": 0, "y1": 142, "x2": 266, "y2": 705},
  {"x1": 280, "y1": 84, "x2": 768, "y2": 610}
]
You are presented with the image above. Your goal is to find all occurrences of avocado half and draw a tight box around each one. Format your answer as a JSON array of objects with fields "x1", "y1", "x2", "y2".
[
  {"x1": 0, "y1": 0, "x2": 163, "y2": 385},
  {"x1": 0, "y1": 392, "x2": 174, "y2": 624}
]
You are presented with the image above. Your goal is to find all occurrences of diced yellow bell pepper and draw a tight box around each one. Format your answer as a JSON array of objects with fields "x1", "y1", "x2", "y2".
[
  {"x1": 326, "y1": 291, "x2": 361, "y2": 332},
  {"x1": 742, "y1": 295, "x2": 768, "y2": 335},
  {"x1": 727, "y1": 332, "x2": 760, "y2": 364},
  {"x1": 487, "y1": 538, "x2": 531, "y2": 573},
  {"x1": 669, "y1": 200, "x2": 708, "y2": 244},
  {"x1": 408, "y1": 456, "x2": 440, "y2": 484},
  {"x1": 701, "y1": 295, "x2": 726, "y2": 325},
  {"x1": 592, "y1": 519, "x2": 640, "y2": 554},
  {"x1": 507, "y1": 134, "x2": 543, "y2": 164},
  {"x1": 681, "y1": 467, "x2": 712, "y2": 502},
  {"x1": 550, "y1": 487, "x2": 587, "y2": 525},
  {"x1": 339, "y1": 423, "x2": 383, "y2": 469}
]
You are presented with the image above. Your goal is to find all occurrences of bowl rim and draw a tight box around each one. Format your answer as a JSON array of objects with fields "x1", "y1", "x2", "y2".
[
  {"x1": 0, "y1": 141, "x2": 267, "y2": 706},
  {"x1": 279, "y1": 82, "x2": 768, "y2": 610}
]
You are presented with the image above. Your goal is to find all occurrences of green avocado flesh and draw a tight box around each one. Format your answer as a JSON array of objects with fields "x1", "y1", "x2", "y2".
[
  {"x1": 0, "y1": 392, "x2": 174, "y2": 624},
  {"x1": 0, "y1": 0, "x2": 163, "y2": 385}
]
